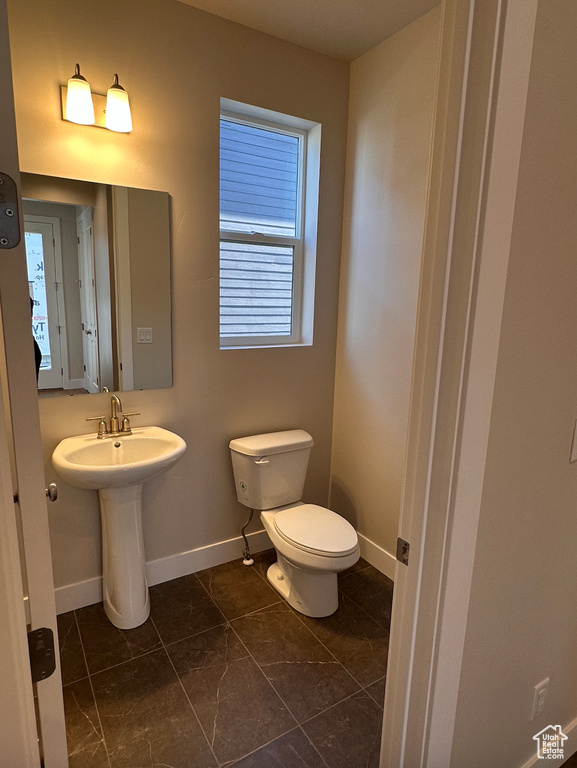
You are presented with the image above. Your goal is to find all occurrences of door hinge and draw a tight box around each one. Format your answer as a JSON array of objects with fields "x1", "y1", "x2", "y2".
[
  {"x1": 27, "y1": 627, "x2": 56, "y2": 683},
  {"x1": 0, "y1": 172, "x2": 21, "y2": 249},
  {"x1": 396, "y1": 537, "x2": 410, "y2": 566}
]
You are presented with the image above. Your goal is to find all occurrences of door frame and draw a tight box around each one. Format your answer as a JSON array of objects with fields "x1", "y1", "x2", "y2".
[
  {"x1": 77, "y1": 206, "x2": 100, "y2": 393},
  {"x1": 24, "y1": 213, "x2": 71, "y2": 390},
  {"x1": 381, "y1": 0, "x2": 539, "y2": 765},
  {"x1": 0, "y1": 382, "x2": 39, "y2": 765}
]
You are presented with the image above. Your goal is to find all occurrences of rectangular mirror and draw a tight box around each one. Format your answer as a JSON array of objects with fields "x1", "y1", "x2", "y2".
[{"x1": 21, "y1": 173, "x2": 172, "y2": 395}]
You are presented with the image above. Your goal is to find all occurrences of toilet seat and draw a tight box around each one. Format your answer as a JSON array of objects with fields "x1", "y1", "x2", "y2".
[{"x1": 274, "y1": 504, "x2": 358, "y2": 557}]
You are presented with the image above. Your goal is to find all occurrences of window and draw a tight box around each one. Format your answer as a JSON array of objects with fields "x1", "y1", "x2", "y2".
[{"x1": 219, "y1": 101, "x2": 320, "y2": 348}]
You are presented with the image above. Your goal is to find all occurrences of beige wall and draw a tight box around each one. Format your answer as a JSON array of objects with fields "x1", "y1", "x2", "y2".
[
  {"x1": 7, "y1": 0, "x2": 349, "y2": 588},
  {"x1": 125, "y1": 187, "x2": 172, "y2": 390},
  {"x1": 451, "y1": 2, "x2": 577, "y2": 765},
  {"x1": 330, "y1": 8, "x2": 440, "y2": 560}
]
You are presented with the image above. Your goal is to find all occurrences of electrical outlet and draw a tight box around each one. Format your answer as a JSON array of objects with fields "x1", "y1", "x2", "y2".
[{"x1": 530, "y1": 677, "x2": 550, "y2": 720}]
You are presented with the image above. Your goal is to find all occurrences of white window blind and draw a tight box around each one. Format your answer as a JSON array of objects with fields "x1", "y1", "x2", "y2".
[
  {"x1": 220, "y1": 114, "x2": 304, "y2": 344},
  {"x1": 220, "y1": 242, "x2": 294, "y2": 338}
]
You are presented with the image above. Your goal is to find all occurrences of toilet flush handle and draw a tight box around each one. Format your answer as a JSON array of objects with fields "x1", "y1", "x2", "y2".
[{"x1": 254, "y1": 457, "x2": 269, "y2": 464}]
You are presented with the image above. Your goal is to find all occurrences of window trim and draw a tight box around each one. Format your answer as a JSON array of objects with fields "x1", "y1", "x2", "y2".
[{"x1": 219, "y1": 101, "x2": 319, "y2": 349}]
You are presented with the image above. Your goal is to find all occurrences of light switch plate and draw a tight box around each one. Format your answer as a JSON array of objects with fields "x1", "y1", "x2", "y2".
[
  {"x1": 137, "y1": 327, "x2": 153, "y2": 344},
  {"x1": 530, "y1": 677, "x2": 549, "y2": 720}
]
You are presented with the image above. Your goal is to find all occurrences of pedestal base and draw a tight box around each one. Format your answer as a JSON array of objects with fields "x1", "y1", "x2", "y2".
[
  {"x1": 98, "y1": 484, "x2": 150, "y2": 629},
  {"x1": 267, "y1": 554, "x2": 339, "y2": 618}
]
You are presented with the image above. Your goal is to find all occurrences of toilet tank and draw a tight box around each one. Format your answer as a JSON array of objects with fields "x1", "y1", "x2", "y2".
[{"x1": 229, "y1": 430, "x2": 314, "y2": 510}]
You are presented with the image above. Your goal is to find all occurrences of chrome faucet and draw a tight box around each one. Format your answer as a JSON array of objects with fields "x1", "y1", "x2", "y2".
[{"x1": 87, "y1": 395, "x2": 141, "y2": 439}]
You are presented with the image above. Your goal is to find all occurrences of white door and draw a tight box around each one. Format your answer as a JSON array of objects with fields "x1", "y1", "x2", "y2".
[
  {"x1": 24, "y1": 217, "x2": 65, "y2": 389},
  {"x1": 380, "y1": 0, "x2": 538, "y2": 765},
  {"x1": 77, "y1": 207, "x2": 100, "y2": 393},
  {"x1": 0, "y1": 1, "x2": 68, "y2": 765}
]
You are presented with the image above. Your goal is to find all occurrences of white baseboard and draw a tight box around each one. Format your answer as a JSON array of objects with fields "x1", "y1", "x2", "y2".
[
  {"x1": 357, "y1": 533, "x2": 396, "y2": 581},
  {"x1": 520, "y1": 714, "x2": 577, "y2": 767},
  {"x1": 54, "y1": 528, "x2": 272, "y2": 615},
  {"x1": 54, "y1": 527, "x2": 395, "y2": 615},
  {"x1": 146, "y1": 529, "x2": 272, "y2": 586}
]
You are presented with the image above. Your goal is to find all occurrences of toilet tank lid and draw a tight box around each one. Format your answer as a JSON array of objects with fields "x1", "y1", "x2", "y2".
[{"x1": 229, "y1": 429, "x2": 314, "y2": 456}]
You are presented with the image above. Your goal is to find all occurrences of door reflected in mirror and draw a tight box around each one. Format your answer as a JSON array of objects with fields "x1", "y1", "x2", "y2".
[{"x1": 21, "y1": 173, "x2": 172, "y2": 395}]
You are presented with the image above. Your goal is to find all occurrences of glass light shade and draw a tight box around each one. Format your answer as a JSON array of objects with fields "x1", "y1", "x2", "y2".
[
  {"x1": 105, "y1": 76, "x2": 132, "y2": 133},
  {"x1": 66, "y1": 65, "x2": 95, "y2": 125}
]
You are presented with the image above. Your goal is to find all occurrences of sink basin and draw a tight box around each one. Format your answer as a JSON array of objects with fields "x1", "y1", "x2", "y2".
[{"x1": 52, "y1": 426, "x2": 187, "y2": 490}]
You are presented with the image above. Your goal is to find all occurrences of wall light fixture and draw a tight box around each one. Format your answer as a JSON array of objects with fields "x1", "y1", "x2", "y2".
[
  {"x1": 105, "y1": 74, "x2": 132, "y2": 133},
  {"x1": 65, "y1": 64, "x2": 95, "y2": 125},
  {"x1": 61, "y1": 64, "x2": 133, "y2": 133}
]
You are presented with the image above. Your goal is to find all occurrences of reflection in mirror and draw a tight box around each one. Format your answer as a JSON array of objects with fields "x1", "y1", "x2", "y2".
[{"x1": 21, "y1": 174, "x2": 172, "y2": 395}]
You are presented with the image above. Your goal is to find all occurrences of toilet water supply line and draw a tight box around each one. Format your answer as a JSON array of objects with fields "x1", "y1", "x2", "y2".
[{"x1": 241, "y1": 508, "x2": 254, "y2": 565}]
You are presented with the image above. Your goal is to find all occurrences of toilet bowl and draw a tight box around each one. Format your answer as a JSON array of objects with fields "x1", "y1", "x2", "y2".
[
  {"x1": 229, "y1": 430, "x2": 360, "y2": 617},
  {"x1": 261, "y1": 503, "x2": 359, "y2": 616}
]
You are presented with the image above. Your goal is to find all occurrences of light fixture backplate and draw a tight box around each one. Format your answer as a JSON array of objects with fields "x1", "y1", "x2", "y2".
[{"x1": 60, "y1": 86, "x2": 107, "y2": 128}]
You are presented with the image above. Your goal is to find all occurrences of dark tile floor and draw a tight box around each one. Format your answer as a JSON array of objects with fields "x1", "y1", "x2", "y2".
[{"x1": 57, "y1": 551, "x2": 392, "y2": 768}]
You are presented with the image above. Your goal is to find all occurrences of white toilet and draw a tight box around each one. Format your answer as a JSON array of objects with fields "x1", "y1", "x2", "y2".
[{"x1": 229, "y1": 429, "x2": 359, "y2": 617}]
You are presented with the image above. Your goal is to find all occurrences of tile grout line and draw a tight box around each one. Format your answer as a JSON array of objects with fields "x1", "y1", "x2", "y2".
[
  {"x1": 338, "y1": 568, "x2": 394, "y2": 632},
  {"x1": 298, "y1": 685, "x2": 377, "y2": 730},
  {"x1": 226, "y1": 621, "x2": 330, "y2": 768},
  {"x1": 240, "y1": 557, "x2": 386, "y2": 753},
  {"x1": 187, "y1": 568, "x2": 311, "y2": 765},
  {"x1": 78, "y1": 644, "x2": 164, "y2": 678},
  {"x1": 364, "y1": 676, "x2": 387, "y2": 709},
  {"x1": 283, "y1": 597, "x2": 367, "y2": 694},
  {"x1": 193, "y1": 566, "x2": 284, "y2": 623},
  {"x1": 229, "y1": 559, "x2": 377, "y2": 713},
  {"x1": 225, "y1": 725, "x2": 330, "y2": 768},
  {"x1": 338, "y1": 588, "x2": 392, "y2": 632},
  {"x1": 292, "y1": 591, "x2": 389, "y2": 692},
  {"x1": 149, "y1": 613, "x2": 222, "y2": 768},
  {"x1": 295, "y1": 723, "x2": 332, "y2": 768},
  {"x1": 72, "y1": 610, "x2": 113, "y2": 768},
  {"x1": 193, "y1": 559, "x2": 282, "y2": 621}
]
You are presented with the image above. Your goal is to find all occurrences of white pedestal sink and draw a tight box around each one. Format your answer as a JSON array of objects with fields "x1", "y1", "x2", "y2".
[{"x1": 52, "y1": 426, "x2": 186, "y2": 629}]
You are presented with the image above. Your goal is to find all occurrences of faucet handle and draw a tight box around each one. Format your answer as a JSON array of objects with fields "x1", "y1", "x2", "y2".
[
  {"x1": 120, "y1": 412, "x2": 141, "y2": 434},
  {"x1": 86, "y1": 415, "x2": 108, "y2": 438}
]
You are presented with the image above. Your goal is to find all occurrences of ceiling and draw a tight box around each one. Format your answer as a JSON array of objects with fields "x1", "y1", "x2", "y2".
[{"x1": 176, "y1": 0, "x2": 440, "y2": 61}]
